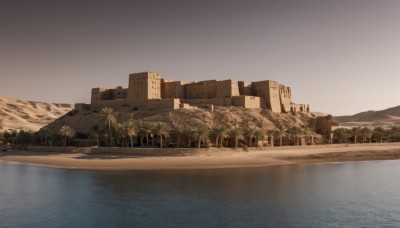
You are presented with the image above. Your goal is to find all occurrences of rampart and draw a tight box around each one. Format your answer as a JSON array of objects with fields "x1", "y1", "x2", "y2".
[{"x1": 82, "y1": 71, "x2": 310, "y2": 114}]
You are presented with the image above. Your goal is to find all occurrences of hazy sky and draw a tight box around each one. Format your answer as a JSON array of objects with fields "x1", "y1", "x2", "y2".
[{"x1": 1, "y1": 0, "x2": 399, "y2": 115}]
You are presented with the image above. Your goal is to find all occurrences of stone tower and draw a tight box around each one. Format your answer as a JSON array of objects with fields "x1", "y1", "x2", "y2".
[{"x1": 127, "y1": 72, "x2": 162, "y2": 105}]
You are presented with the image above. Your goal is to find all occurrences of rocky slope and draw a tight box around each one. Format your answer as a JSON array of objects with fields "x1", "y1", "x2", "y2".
[
  {"x1": 45, "y1": 105, "x2": 313, "y2": 134},
  {"x1": 0, "y1": 97, "x2": 73, "y2": 132}
]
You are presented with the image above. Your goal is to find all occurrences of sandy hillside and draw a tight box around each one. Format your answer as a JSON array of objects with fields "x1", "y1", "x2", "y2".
[
  {"x1": 335, "y1": 105, "x2": 400, "y2": 127},
  {"x1": 45, "y1": 105, "x2": 313, "y2": 134},
  {"x1": 0, "y1": 96, "x2": 73, "y2": 132}
]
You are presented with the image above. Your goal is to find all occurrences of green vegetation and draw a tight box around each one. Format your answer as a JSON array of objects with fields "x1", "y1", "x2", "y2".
[
  {"x1": 59, "y1": 125, "x2": 76, "y2": 147},
  {"x1": 98, "y1": 107, "x2": 117, "y2": 147},
  {"x1": 2, "y1": 106, "x2": 400, "y2": 150},
  {"x1": 333, "y1": 126, "x2": 400, "y2": 144},
  {"x1": 193, "y1": 123, "x2": 210, "y2": 148}
]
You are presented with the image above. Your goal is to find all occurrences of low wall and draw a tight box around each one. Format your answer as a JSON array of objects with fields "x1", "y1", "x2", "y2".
[
  {"x1": 232, "y1": 96, "x2": 265, "y2": 108},
  {"x1": 181, "y1": 98, "x2": 232, "y2": 107},
  {"x1": 90, "y1": 147, "x2": 193, "y2": 156},
  {"x1": 24, "y1": 143, "x2": 400, "y2": 155},
  {"x1": 146, "y1": 99, "x2": 180, "y2": 110},
  {"x1": 26, "y1": 146, "x2": 92, "y2": 153},
  {"x1": 25, "y1": 146, "x2": 195, "y2": 156},
  {"x1": 91, "y1": 99, "x2": 127, "y2": 109}
]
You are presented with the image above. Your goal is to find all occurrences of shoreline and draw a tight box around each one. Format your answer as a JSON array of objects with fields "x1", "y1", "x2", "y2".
[{"x1": 1, "y1": 143, "x2": 400, "y2": 171}]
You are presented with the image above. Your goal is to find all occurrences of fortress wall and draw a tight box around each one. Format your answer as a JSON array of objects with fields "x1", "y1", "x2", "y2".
[
  {"x1": 181, "y1": 98, "x2": 232, "y2": 107},
  {"x1": 231, "y1": 96, "x2": 265, "y2": 108},
  {"x1": 161, "y1": 81, "x2": 185, "y2": 99},
  {"x1": 91, "y1": 99, "x2": 128, "y2": 109},
  {"x1": 91, "y1": 87, "x2": 129, "y2": 103},
  {"x1": 88, "y1": 71, "x2": 308, "y2": 114},
  {"x1": 127, "y1": 72, "x2": 161, "y2": 102},
  {"x1": 203, "y1": 80, "x2": 218, "y2": 98},
  {"x1": 216, "y1": 80, "x2": 240, "y2": 98},
  {"x1": 267, "y1": 81, "x2": 282, "y2": 112},
  {"x1": 279, "y1": 86, "x2": 292, "y2": 113},
  {"x1": 127, "y1": 72, "x2": 148, "y2": 102},
  {"x1": 147, "y1": 72, "x2": 162, "y2": 99},
  {"x1": 184, "y1": 82, "x2": 203, "y2": 99},
  {"x1": 290, "y1": 103, "x2": 310, "y2": 113},
  {"x1": 238, "y1": 81, "x2": 252, "y2": 96},
  {"x1": 185, "y1": 80, "x2": 217, "y2": 99},
  {"x1": 111, "y1": 87, "x2": 128, "y2": 100},
  {"x1": 146, "y1": 99, "x2": 180, "y2": 110},
  {"x1": 251, "y1": 80, "x2": 281, "y2": 112},
  {"x1": 91, "y1": 88, "x2": 101, "y2": 103},
  {"x1": 75, "y1": 103, "x2": 91, "y2": 111}
]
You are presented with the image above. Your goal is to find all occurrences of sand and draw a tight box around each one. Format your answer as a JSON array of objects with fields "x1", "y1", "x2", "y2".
[
  {"x1": 0, "y1": 96, "x2": 72, "y2": 132},
  {"x1": 1, "y1": 143, "x2": 400, "y2": 170}
]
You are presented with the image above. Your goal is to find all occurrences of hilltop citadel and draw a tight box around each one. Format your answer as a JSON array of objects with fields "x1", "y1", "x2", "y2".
[{"x1": 78, "y1": 71, "x2": 310, "y2": 114}]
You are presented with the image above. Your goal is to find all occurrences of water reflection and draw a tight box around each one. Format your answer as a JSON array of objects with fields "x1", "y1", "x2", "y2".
[{"x1": 1, "y1": 161, "x2": 400, "y2": 227}]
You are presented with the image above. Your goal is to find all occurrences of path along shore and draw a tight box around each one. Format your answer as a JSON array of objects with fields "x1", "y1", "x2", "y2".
[{"x1": 1, "y1": 143, "x2": 400, "y2": 170}]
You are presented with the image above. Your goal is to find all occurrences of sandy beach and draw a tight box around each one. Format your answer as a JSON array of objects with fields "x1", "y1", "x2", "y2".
[{"x1": 1, "y1": 143, "x2": 400, "y2": 170}]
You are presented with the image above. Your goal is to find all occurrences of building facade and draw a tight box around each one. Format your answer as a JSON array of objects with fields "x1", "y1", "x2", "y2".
[{"x1": 87, "y1": 71, "x2": 310, "y2": 114}]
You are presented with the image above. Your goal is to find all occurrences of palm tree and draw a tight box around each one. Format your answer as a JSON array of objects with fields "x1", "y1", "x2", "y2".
[
  {"x1": 153, "y1": 121, "x2": 170, "y2": 148},
  {"x1": 360, "y1": 127, "x2": 372, "y2": 143},
  {"x1": 59, "y1": 125, "x2": 75, "y2": 148},
  {"x1": 253, "y1": 128, "x2": 266, "y2": 147},
  {"x1": 114, "y1": 123, "x2": 126, "y2": 147},
  {"x1": 384, "y1": 128, "x2": 393, "y2": 143},
  {"x1": 98, "y1": 107, "x2": 117, "y2": 147},
  {"x1": 351, "y1": 127, "x2": 361, "y2": 144},
  {"x1": 193, "y1": 123, "x2": 210, "y2": 148},
  {"x1": 287, "y1": 126, "x2": 302, "y2": 145},
  {"x1": 230, "y1": 126, "x2": 244, "y2": 148},
  {"x1": 16, "y1": 130, "x2": 33, "y2": 150},
  {"x1": 38, "y1": 127, "x2": 50, "y2": 146},
  {"x1": 136, "y1": 121, "x2": 145, "y2": 147},
  {"x1": 303, "y1": 127, "x2": 314, "y2": 145},
  {"x1": 89, "y1": 131, "x2": 100, "y2": 147},
  {"x1": 140, "y1": 121, "x2": 154, "y2": 147},
  {"x1": 184, "y1": 125, "x2": 195, "y2": 147},
  {"x1": 211, "y1": 124, "x2": 230, "y2": 147},
  {"x1": 373, "y1": 127, "x2": 385, "y2": 143},
  {"x1": 245, "y1": 126, "x2": 257, "y2": 147},
  {"x1": 333, "y1": 128, "x2": 348, "y2": 144},
  {"x1": 275, "y1": 122, "x2": 287, "y2": 146},
  {"x1": 171, "y1": 123, "x2": 185, "y2": 148},
  {"x1": 390, "y1": 126, "x2": 400, "y2": 142},
  {"x1": 123, "y1": 121, "x2": 136, "y2": 147}
]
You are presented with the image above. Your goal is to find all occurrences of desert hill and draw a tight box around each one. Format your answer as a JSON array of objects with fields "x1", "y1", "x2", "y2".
[
  {"x1": 312, "y1": 112, "x2": 328, "y2": 117},
  {"x1": 0, "y1": 97, "x2": 73, "y2": 132},
  {"x1": 335, "y1": 105, "x2": 400, "y2": 127},
  {"x1": 45, "y1": 105, "x2": 313, "y2": 135}
]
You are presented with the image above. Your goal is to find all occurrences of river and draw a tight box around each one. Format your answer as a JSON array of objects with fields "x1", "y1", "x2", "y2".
[{"x1": 1, "y1": 160, "x2": 400, "y2": 227}]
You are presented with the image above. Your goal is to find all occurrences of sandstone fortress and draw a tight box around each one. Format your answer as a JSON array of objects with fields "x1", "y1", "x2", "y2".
[{"x1": 80, "y1": 71, "x2": 310, "y2": 114}]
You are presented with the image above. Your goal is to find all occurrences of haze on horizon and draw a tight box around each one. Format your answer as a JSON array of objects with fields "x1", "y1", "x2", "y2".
[{"x1": 1, "y1": 0, "x2": 399, "y2": 116}]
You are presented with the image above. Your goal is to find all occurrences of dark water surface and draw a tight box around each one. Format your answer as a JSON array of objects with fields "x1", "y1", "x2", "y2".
[{"x1": 1, "y1": 160, "x2": 400, "y2": 227}]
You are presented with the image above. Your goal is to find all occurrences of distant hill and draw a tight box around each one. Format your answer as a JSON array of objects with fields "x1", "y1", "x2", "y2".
[
  {"x1": 335, "y1": 105, "x2": 400, "y2": 127},
  {"x1": 0, "y1": 97, "x2": 73, "y2": 132},
  {"x1": 312, "y1": 112, "x2": 329, "y2": 117}
]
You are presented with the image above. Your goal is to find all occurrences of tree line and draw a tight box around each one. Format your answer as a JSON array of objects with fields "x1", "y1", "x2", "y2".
[
  {"x1": 333, "y1": 126, "x2": 400, "y2": 144},
  {"x1": 1, "y1": 107, "x2": 399, "y2": 149}
]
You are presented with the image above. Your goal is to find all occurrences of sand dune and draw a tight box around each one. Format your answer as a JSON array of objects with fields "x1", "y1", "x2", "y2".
[
  {"x1": 335, "y1": 105, "x2": 400, "y2": 127},
  {"x1": 0, "y1": 96, "x2": 73, "y2": 132}
]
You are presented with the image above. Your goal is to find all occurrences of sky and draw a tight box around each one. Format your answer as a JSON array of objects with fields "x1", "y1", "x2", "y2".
[{"x1": 1, "y1": 0, "x2": 399, "y2": 116}]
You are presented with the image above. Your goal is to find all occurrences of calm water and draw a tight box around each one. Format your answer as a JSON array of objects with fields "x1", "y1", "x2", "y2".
[{"x1": 1, "y1": 160, "x2": 400, "y2": 227}]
